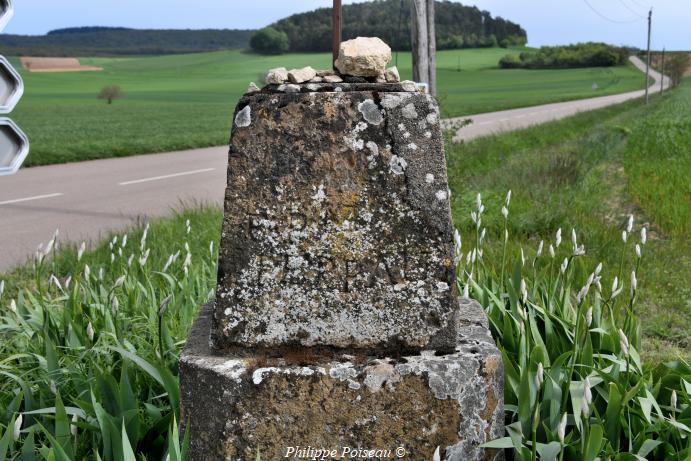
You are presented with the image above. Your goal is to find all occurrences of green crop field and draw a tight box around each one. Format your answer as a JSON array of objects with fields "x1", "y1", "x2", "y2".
[{"x1": 11, "y1": 48, "x2": 646, "y2": 167}]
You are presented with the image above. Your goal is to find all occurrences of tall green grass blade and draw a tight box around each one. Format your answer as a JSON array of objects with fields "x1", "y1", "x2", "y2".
[
  {"x1": 0, "y1": 416, "x2": 14, "y2": 460},
  {"x1": 53, "y1": 392, "x2": 72, "y2": 456},
  {"x1": 36, "y1": 423, "x2": 72, "y2": 461},
  {"x1": 111, "y1": 346, "x2": 180, "y2": 415},
  {"x1": 604, "y1": 383, "x2": 623, "y2": 448},
  {"x1": 122, "y1": 421, "x2": 137, "y2": 461},
  {"x1": 535, "y1": 441, "x2": 561, "y2": 461},
  {"x1": 21, "y1": 429, "x2": 35, "y2": 461},
  {"x1": 583, "y1": 424, "x2": 603, "y2": 461}
]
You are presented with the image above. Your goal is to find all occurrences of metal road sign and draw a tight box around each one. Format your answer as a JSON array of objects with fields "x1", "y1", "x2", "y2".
[
  {"x1": 0, "y1": 118, "x2": 29, "y2": 175},
  {"x1": 0, "y1": 0, "x2": 29, "y2": 176},
  {"x1": 0, "y1": 56, "x2": 23, "y2": 112},
  {"x1": 0, "y1": 0, "x2": 13, "y2": 32}
]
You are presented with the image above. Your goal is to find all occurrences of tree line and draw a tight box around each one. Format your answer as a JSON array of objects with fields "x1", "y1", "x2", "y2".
[
  {"x1": 0, "y1": 27, "x2": 253, "y2": 56},
  {"x1": 499, "y1": 43, "x2": 631, "y2": 69},
  {"x1": 257, "y1": 0, "x2": 526, "y2": 54}
]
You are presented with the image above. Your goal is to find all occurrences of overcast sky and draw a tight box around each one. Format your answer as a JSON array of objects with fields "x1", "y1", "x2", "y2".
[{"x1": 4, "y1": 0, "x2": 688, "y2": 50}]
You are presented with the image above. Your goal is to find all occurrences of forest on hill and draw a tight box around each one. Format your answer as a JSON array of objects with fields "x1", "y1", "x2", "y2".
[
  {"x1": 272, "y1": 0, "x2": 527, "y2": 52},
  {"x1": 0, "y1": 27, "x2": 253, "y2": 56},
  {"x1": 0, "y1": 1, "x2": 527, "y2": 57}
]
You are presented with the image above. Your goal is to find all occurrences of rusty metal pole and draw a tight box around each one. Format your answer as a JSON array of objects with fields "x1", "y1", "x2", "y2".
[
  {"x1": 333, "y1": 0, "x2": 342, "y2": 70},
  {"x1": 644, "y1": 8, "x2": 652, "y2": 104}
]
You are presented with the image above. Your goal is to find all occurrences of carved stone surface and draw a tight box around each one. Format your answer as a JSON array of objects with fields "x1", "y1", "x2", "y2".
[
  {"x1": 182, "y1": 301, "x2": 504, "y2": 461},
  {"x1": 213, "y1": 85, "x2": 460, "y2": 353}
]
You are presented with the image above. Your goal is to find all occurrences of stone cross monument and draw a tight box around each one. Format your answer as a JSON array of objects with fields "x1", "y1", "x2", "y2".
[{"x1": 180, "y1": 38, "x2": 503, "y2": 461}]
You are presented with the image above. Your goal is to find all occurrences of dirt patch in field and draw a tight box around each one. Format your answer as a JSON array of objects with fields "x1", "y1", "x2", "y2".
[{"x1": 20, "y1": 57, "x2": 103, "y2": 73}]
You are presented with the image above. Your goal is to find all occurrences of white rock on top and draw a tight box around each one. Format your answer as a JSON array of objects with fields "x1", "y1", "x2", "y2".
[
  {"x1": 335, "y1": 37, "x2": 392, "y2": 77},
  {"x1": 288, "y1": 66, "x2": 317, "y2": 84},
  {"x1": 266, "y1": 67, "x2": 289, "y2": 85}
]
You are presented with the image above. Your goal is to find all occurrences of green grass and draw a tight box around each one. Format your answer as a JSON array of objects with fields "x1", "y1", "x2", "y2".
[
  {"x1": 0, "y1": 208, "x2": 221, "y2": 460},
  {"x1": 446, "y1": 79, "x2": 691, "y2": 360},
  {"x1": 2, "y1": 202, "x2": 689, "y2": 459},
  {"x1": 462, "y1": 195, "x2": 691, "y2": 460},
  {"x1": 11, "y1": 48, "x2": 646, "y2": 167}
]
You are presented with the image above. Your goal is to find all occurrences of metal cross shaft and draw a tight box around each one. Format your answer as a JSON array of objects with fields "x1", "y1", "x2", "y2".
[{"x1": 333, "y1": 0, "x2": 342, "y2": 69}]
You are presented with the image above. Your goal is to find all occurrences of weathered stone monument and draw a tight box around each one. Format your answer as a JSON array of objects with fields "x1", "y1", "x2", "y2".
[{"x1": 181, "y1": 38, "x2": 503, "y2": 460}]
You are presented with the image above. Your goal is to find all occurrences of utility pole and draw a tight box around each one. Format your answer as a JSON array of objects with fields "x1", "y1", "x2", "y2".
[
  {"x1": 426, "y1": 0, "x2": 437, "y2": 96},
  {"x1": 660, "y1": 47, "x2": 665, "y2": 94},
  {"x1": 411, "y1": 0, "x2": 437, "y2": 95},
  {"x1": 645, "y1": 8, "x2": 652, "y2": 104},
  {"x1": 411, "y1": 0, "x2": 429, "y2": 88},
  {"x1": 332, "y1": 0, "x2": 342, "y2": 69}
]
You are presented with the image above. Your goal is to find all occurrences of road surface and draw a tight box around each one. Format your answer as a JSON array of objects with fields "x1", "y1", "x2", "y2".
[{"x1": 0, "y1": 56, "x2": 669, "y2": 273}]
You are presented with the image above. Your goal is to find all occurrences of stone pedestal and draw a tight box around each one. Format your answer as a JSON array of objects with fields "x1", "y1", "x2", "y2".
[
  {"x1": 180, "y1": 81, "x2": 504, "y2": 460},
  {"x1": 181, "y1": 300, "x2": 503, "y2": 461},
  {"x1": 214, "y1": 85, "x2": 460, "y2": 354}
]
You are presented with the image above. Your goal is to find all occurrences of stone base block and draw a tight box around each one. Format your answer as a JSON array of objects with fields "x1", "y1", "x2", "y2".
[{"x1": 181, "y1": 300, "x2": 503, "y2": 461}]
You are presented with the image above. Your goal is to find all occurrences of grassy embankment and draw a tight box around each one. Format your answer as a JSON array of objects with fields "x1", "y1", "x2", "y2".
[
  {"x1": 447, "y1": 79, "x2": 690, "y2": 359},
  {"x1": 11, "y1": 48, "x2": 646, "y2": 166},
  {"x1": 0, "y1": 80, "x2": 689, "y2": 460}
]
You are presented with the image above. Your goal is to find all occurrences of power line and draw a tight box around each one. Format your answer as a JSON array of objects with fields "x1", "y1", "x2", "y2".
[
  {"x1": 581, "y1": 0, "x2": 643, "y2": 24},
  {"x1": 617, "y1": 0, "x2": 647, "y2": 19},
  {"x1": 627, "y1": 0, "x2": 650, "y2": 9}
]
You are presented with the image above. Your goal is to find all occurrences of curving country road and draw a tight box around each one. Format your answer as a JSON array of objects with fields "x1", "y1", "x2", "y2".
[
  {"x1": 442, "y1": 56, "x2": 669, "y2": 142},
  {"x1": 0, "y1": 56, "x2": 669, "y2": 273}
]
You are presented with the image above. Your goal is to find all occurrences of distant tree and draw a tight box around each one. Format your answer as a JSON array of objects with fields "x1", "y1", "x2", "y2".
[
  {"x1": 498, "y1": 54, "x2": 522, "y2": 68},
  {"x1": 249, "y1": 27, "x2": 289, "y2": 55},
  {"x1": 438, "y1": 34, "x2": 463, "y2": 50},
  {"x1": 98, "y1": 85, "x2": 122, "y2": 104},
  {"x1": 465, "y1": 33, "x2": 479, "y2": 48},
  {"x1": 484, "y1": 34, "x2": 498, "y2": 48},
  {"x1": 666, "y1": 53, "x2": 690, "y2": 86},
  {"x1": 499, "y1": 43, "x2": 629, "y2": 69}
]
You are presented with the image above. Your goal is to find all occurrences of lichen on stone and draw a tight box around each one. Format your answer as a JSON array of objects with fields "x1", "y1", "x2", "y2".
[
  {"x1": 358, "y1": 99, "x2": 384, "y2": 125},
  {"x1": 234, "y1": 106, "x2": 252, "y2": 128},
  {"x1": 388, "y1": 155, "x2": 408, "y2": 175},
  {"x1": 402, "y1": 103, "x2": 419, "y2": 119}
]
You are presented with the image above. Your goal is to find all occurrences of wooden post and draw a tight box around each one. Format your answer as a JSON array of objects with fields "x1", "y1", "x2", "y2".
[
  {"x1": 411, "y1": 0, "x2": 429, "y2": 87},
  {"x1": 660, "y1": 47, "x2": 665, "y2": 94},
  {"x1": 333, "y1": 0, "x2": 342, "y2": 69},
  {"x1": 427, "y1": 0, "x2": 437, "y2": 96}
]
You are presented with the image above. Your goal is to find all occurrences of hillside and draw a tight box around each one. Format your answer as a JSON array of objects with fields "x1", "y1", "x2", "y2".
[
  {"x1": 0, "y1": 1, "x2": 526, "y2": 57},
  {"x1": 0, "y1": 27, "x2": 253, "y2": 56},
  {"x1": 273, "y1": 0, "x2": 527, "y2": 52}
]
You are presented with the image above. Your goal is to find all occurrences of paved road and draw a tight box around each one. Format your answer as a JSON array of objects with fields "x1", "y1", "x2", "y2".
[
  {"x1": 441, "y1": 56, "x2": 670, "y2": 142},
  {"x1": 0, "y1": 56, "x2": 669, "y2": 273},
  {"x1": 0, "y1": 147, "x2": 229, "y2": 271}
]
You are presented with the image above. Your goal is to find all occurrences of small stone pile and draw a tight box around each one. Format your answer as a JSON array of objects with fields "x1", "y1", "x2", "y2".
[{"x1": 248, "y1": 37, "x2": 409, "y2": 95}]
